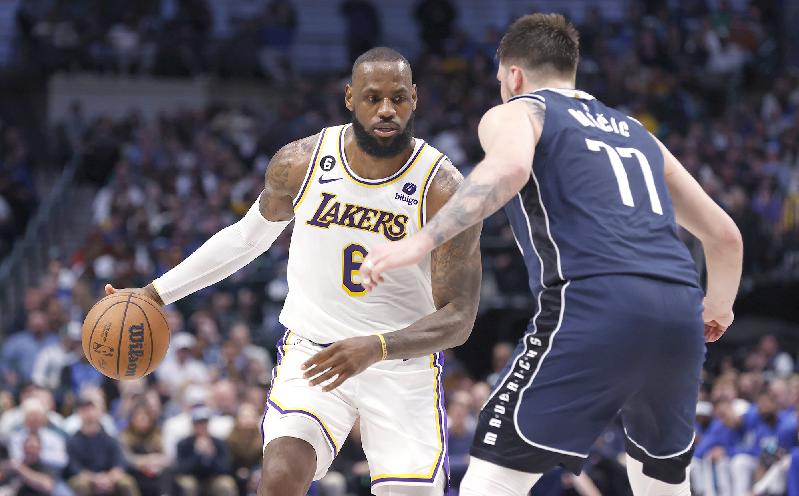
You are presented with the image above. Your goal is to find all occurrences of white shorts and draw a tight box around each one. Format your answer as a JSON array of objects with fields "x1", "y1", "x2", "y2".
[{"x1": 261, "y1": 330, "x2": 448, "y2": 494}]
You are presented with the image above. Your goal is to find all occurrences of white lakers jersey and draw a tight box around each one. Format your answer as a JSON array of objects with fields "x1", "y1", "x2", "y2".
[{"x1": 279, "y1": 124, "x2": 446, "y2": 343}]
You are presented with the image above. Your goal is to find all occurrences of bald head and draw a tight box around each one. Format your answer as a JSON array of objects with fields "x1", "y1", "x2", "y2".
[{"x1": 352, "y1": 47, "x2": 412, "y2": 81}]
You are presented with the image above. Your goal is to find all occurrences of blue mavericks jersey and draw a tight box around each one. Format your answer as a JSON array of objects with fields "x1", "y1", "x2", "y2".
[{"x1": 504, "y1": 88, "x2": 699, "y2": 296}]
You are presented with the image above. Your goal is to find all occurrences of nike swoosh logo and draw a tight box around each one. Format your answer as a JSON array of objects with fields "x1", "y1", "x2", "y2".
[{"x1": 319, "y1": 176, "x2": 342, "y2": 184}]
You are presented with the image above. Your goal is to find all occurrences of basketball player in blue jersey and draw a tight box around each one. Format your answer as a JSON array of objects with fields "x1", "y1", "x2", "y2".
[
  {"x1": 363, "y1": 14, "x2": 743, "y2": 496},
  {"x1": 106, "y1": 47, "x2": 482, "y2": 496}
]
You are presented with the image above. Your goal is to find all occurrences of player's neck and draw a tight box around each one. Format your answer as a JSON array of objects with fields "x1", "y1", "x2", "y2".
[
  {"x1": 518, "y1": 78, "x2": 575, "y2": 95},
  {"x1": 343, "y1": 128, "x2": 416, "y2": 180}
]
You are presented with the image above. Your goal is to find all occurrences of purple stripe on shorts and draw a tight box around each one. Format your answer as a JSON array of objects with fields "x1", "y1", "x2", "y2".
[
  {"x1": 261, "y1": 329, "x2": 290, "y2": 446},
  {"x1": 266, "y1": 398, "x2": 338, "y2": 455},
  {"x1": 371, "y1": 352, "x2": 449, "y2": 488}
]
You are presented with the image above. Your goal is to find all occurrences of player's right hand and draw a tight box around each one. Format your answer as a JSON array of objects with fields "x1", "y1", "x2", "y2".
[
  {"x1": 702, "y1": 297, "x2": 733, "y2": 343},
  {"x1": 105, "y1": 283, "x2": 165, "y2": 306}
]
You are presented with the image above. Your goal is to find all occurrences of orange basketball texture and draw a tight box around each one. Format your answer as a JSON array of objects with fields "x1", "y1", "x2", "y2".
[{"x1": 81, "y1": 293, "x2": 170, "y2": 380}]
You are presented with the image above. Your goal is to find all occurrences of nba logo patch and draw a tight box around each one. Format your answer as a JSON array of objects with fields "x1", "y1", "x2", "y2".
[
  {"x1": 402, "y1": 182, "x2": 417, "y2": 195},
  {"x1": 320, "y1": 155, "x2": 336, "y2": 171}
]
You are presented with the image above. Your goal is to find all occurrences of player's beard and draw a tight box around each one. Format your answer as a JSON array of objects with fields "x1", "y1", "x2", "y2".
[{"x1": 351, "y1": 113, "x2": 414, "y2": 158}]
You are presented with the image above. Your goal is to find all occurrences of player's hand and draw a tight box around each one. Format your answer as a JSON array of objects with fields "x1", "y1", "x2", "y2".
[
  {"x1": 703, "y1": 297, "x2": 734, "y2": 343},
  {"x1": 105, "y1": 283, "x2": 164, "y2": 306},
  {"x1": 302, "y1": 336, "x2": 383, "y2": 392},
  {"x1": 361, "y1": 235, "x2": 434, "y2": 291}
]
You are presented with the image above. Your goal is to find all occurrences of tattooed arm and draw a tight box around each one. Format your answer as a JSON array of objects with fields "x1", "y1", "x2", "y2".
[
  {"x1": 105, "y1": 134, "x2": 318, "y2": 304},
  {"x1": 302, "y1": 160, "x2": 482, "y2": 390},
  {"x1": 259, "y1": 133, "x2": 320, "y2": 221},
  {"x1": 380, "y1": 161, "x2": 482, "y2": 358},
  {"x1": 361, "y1": 99, "x2": 544, "y2": 289}
]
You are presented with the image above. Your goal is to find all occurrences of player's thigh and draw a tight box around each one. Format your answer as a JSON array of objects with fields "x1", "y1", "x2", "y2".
[
  {"x1": 262, "y1": 331, "x2": 358, "y2": 481},
  {"x1": 621, "y1": 293, "x2": 704, "y2": 485},
  {"x1": 472, "y1": 280, "x2": 647, "y2": 474},
  {"x1": 356, "y1": 354, "x2": 447, "y2": 495}
]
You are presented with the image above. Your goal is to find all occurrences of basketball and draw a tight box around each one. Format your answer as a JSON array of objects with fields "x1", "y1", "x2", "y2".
[{"x1": 81, "y1": 292, "x2": 170, "y2": 380}]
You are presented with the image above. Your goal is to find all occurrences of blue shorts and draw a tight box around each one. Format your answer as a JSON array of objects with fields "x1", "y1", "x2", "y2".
[{"x1": 471, "y1": 275, "x2": 705, "y2": 483}]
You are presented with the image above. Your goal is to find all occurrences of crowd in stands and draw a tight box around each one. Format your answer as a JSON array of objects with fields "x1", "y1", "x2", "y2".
[
  {"x1": 0, "y1": 121, "x2": 37, "y2": 261},
  {"x1": 1, "y1": 0, "x2": 798, "y2": 495}
]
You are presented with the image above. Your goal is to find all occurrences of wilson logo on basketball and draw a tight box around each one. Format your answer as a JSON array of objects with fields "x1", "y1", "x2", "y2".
[{"x1": 125, "y1": 323, "x2": 146, "y2": 376}]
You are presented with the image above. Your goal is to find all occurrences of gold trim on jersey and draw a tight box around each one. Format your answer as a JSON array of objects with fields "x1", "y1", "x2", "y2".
[
  {"x1": 417, "y1": 153, "x2": 446, "y2": 229},
  {"x1": 293, "y1": 129, "x2": 329, "y2": 211},
  {"x1": 337, "y1": 124, "x2": 427, "y2": 187}
]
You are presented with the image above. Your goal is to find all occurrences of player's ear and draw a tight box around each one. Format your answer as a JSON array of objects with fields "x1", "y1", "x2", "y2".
[
  {"x1": 345, "y1": 83, "x2": 354, "y2": 112},
  {"x1": 510, "y1": 66, "x2": 524, "y2": 95},
  {"x1": 411, "y1": 83, "x2": 418, "y2": 111}
]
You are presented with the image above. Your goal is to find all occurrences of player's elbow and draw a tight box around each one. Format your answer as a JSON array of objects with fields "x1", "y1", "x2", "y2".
[
  {"x1": 451, "y1": 326, "x2": 472, "y2": 348},
  {"x1": 506, "y1": 162, "x2": 532, "y2": 190},
  {"x1": 451, "y1": 303, "x2": 478, "y2": 347},
  {"x1": 709, "y1": 219, "x2": 743, "y2": 255}
]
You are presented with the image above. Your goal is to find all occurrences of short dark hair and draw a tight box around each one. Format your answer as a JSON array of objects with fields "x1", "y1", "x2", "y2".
[
  {"x1": 352, "y1": 47, "x2": 411, "y2": 79},
  {"x1": 497, "y1": 13, "x2": 580, "y2": 77}
]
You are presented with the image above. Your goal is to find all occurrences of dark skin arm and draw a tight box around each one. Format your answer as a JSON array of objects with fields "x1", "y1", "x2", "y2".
[
  {"x1": 302, "y1": 160, "x2": 482, "y2": 391},
  {"x1": 361, "y1": 100, "x2": 542, "y2": 289},
  {"x1": 105, "y1": 134, "x2": 318, "y2": 302}
]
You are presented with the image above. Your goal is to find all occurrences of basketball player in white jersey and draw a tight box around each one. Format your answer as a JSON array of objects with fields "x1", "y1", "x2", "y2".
[{"x1": 106, "y1": 47, "x2": 482, "y2": 496}]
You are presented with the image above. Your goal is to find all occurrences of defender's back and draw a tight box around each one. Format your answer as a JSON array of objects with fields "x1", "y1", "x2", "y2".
[{"x1": 504, "y1": 88, "x2": 699, "y2": 293}]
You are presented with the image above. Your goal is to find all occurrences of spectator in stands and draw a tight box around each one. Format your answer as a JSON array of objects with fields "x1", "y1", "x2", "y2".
[
  {"x1": 156, "y1": 332, "x2": 210, "y2": 396},
  {"x1": 414, "y1": 0, "x2": 457, "y2": 55},
  {"x1": 175, "y1": 406, "x2": 236, "y2": 496},
  {"x1": 32, "y1": 321, "x2": 82, "y2": 393},
  {"x1": 120, "y1": 402, "x2": 170, "y2": 496},
  {"x1": 258, "y1": 0, "x2": 297, "y2": 84},
  {"x1": 694, "y1": 398, "x2": 749, "y2": 494},
  {"x1": 760, "y1": 335, "x2": 795, "y2": 378},
  {"x1": 162, "y1": 384, "x2": 233, "y2": 462},
  {"x1": 226, "y1": 403, "x2": 262, "y2": 494},
  {"x1": 0, "y1": 433, "x2": 57, "y2": 496},
  {"x1": 446, "y1": 391, "x2": 475, "y2": 488},
  {"x1": 339, "y1": 0, "x2": 381, "y2": 64},
  {"x1": 7, "y1": 397, "x2": 67, "y2": 473},
  {"x1": 0, "y1": 311, "x2": 58, "y2": 389},
  {"x1": 734, "y1": 391, "x2": 785, "y2": 492},
  {"x1": 62, "y1": 387, "x2": 117, "y2": 436},
  {"x1": 485, "y1": 341, "x2": 514, "y2": 386},
  {"x1": 0, "y1": 386, "x2": 63, "y2": 443},
  {"x1": 66, "y1": 398, "x2": 139, "y2": 496}
]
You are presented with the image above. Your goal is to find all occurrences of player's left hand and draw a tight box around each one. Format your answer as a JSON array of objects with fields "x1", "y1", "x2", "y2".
[
  {"x1": 361, "y1": 235, "x2": 434, "y2": 291},
  {"x1": 302, "y1": 336, "x2": 383, "y2": 392}
]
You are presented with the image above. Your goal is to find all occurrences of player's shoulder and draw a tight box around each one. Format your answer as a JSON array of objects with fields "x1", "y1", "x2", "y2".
[
  {"x1": 272, "y1": 132, "x2": 322, "y2": 169},
  {"x1": 480, "y1": 99, "x2": 545, "y2": 133},
  {"x1": 427, "y1": 156, "x2": 462, "y2": 202},
  {"x1": 264, "y1": 132, "x2": 322, "y2": 196}
]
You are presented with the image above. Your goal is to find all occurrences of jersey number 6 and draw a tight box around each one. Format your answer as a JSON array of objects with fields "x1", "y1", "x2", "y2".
[{"x1": 342, "y1": 243, "x2": 368, "y2": 296}]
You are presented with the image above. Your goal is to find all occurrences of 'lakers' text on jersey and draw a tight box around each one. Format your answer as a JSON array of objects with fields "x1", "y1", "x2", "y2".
[{"x1": 279, "y1": 124, "x2": 447, "y2": 344}]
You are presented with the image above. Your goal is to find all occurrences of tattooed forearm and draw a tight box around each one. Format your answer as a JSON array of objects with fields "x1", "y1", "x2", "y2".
[
  {"x1": 419, "y1": 100, "x2": 543, "y2": 249},
  {"x1": 379, "y1": 161, "x2": 482, "y2": 359},
  {"x1": 421, "y1": 166, "x2": 526, "y2": 249}
]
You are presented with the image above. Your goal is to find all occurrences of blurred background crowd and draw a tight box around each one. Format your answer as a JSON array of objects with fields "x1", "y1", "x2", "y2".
[{"x1": 0, "y1": 0, "x2": 798, "y2": 495}]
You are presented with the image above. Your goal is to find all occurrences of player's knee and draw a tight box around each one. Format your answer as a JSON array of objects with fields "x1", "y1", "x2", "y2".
[
  {"x1": 460, "y1": 457, "x2": 541, "y2": 496},
  {"x1": 260, "y1": 437, "x2": 316, "y2": 496},
  {"x1": 626, "y1": 455, "x2": 691, "y2": 496}
]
